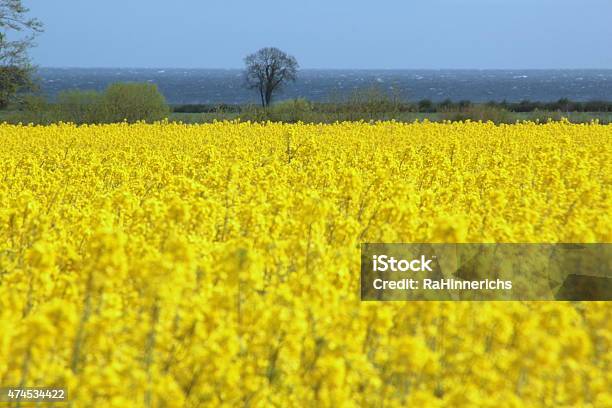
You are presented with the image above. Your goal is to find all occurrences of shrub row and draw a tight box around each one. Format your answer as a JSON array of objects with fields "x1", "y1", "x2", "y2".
[
  {"x1": 173, "y1": 98, "x2": 612, "y2": 114},
  {"x1": 16, "y1": 83, "x2": 169, "y2": 124},
  {"x1": 5, "y1": 83, "x2": 612, "y2": 125}
]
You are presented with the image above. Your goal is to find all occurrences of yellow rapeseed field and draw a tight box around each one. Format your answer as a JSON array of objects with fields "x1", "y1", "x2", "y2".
[{"x1": 0, "y1": 121, "x2": 610, "y2": 407}]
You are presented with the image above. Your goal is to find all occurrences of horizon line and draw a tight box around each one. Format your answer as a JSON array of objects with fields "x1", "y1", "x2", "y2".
[{"x1": 36, "y1": 66, "x2": 612, "y2": 71}]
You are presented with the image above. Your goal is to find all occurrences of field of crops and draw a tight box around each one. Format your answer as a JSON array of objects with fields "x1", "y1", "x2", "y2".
[{"x1": 0, "y1": 121, "x2": 610, "y2": 407}]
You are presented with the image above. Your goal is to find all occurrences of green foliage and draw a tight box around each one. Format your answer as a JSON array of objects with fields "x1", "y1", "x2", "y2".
[
  {"x1": 239, "y1": 99, "x2": 313, "y2": 123},
  {"x1": 173, "y1": 103, "x2": 241, "y2": 114},
  {"x1": 317, "y1": 86, "x2": 406, "y2": 121},
  {"x1": 10, "y1": 94, "x2": 51, "y2": 123},
  {"x1": 346, "y1": 86, "x2": 401, "y2": 115},
  {"x1": 103, "y1": 83, "x2": 169, "y2": 123},
  {"x1": 238, "y1": 104, "x2": 270, "y2": 122},
  {"x1": 19, "y1": 94, "x2": 47, "y2": 111},
  {"x1": 7, "y1": 81, "x2": 612, "y2": 125},
  {"x1": 271, "y1": 98, "x2": 312, "y2": 113},
  {"x1": 0, "y1": 65, "x2": 35, "y2": 108},
  {"x1": 0, "y1": 1, "x2": 43, "y2": 108},
  {"x1": 523, "y1": 109, "x2": 565, "y2": 123},
  {"x1": 54, "y1": 90, "x2": 105, "y2": 124},
  {"x1": 440, "y1": 105, "x2": 514, "y2": 124},
  {"x1": 6, "y1": 82, "x2": 170, "y2": 124},
  {"x1": 488, "y1": 99, "x2": 612, "y2": 113},
  {"x1": 269, "y1": 98, "x2": 313, "y2": 122},
  {"x1": 418, "y1": 99, "x2": 435, "y2": 113}
]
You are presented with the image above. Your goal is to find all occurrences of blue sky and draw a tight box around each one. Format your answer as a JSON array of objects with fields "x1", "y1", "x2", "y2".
[{"x1": 28, "y1": 0, "x2": 612, "y2": 69}]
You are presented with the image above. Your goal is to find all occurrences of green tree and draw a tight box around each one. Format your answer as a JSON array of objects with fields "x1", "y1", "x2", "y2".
[
  {"x1": 0, "y1": 64, "x2": 31, "y2": 107},
  {"x1": 0, "y1": 0, "x2": 42, "y2": 108},
  {"x1": 103, "y1": 83, "x2": 169, "y2": 123}
]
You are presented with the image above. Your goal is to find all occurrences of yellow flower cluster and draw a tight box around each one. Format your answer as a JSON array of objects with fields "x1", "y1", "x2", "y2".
[{"x1": 0, "y1": 121, "x2": 610, "y2": 407}]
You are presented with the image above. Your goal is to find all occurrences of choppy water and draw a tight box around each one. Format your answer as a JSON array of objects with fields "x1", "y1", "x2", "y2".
[{"x1": 37, "y1": 68, "x2": 612, "y2": 105}]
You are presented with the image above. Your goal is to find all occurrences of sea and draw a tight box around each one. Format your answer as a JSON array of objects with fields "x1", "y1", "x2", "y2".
[{"x1": 37, "y1": 68, "x2": 612, "y2": 105}]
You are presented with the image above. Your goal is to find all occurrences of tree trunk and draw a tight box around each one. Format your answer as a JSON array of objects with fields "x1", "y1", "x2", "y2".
[{"x1": 265, "y1": 87, "x2": 273, "y2": 107}]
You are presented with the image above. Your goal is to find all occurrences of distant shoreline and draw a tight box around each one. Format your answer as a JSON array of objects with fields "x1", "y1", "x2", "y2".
[
  {"x1": 36, "y1": 67, "x2": 612, "y2": 71},
  {"x1": 35, "y1": 68, "x2": 612, "y2": 105}
]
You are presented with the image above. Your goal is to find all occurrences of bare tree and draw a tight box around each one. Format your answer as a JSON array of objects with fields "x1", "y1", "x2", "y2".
[
  {"x1": 0, "y1": 0, "x2": 43, "y2": 107},
  {"x1": 244, "y1": 47, "x2": 298, "y2": 107}
]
